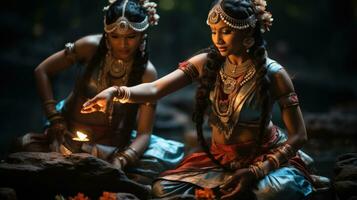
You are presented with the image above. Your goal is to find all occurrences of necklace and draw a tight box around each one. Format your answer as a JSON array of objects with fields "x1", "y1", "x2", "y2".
[
  {"x1": 220, "y1": 59, "x2": 256, "y2": 94},
  {"x1": 105, "y1": 53, "x2": 133, "y2": 78},
  {"x1": 97, "y1": 52, "x2": 133, "y2": 92},
  {"x1": 223, "y1": 59, "x2": 254, "y2": 78}
]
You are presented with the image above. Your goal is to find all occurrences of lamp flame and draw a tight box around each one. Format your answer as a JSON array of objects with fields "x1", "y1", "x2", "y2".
[{"x1": 72, "y1": 131, "x2": 89, "y2": 142}]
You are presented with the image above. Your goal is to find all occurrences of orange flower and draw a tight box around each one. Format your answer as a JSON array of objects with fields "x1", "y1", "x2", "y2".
[
  {"x1": 68, "y1": 192, "x2": 89, "y2": 200},
  {"x1": 195, "y1": 188, "x2": 215, "y2": 200}
]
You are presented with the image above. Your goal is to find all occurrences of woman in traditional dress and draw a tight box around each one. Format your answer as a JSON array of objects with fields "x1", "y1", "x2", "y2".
[
  {"x1": 81, "y1": 0, "x2": 319, "y2": 199},
  {"x1": 18, "y1": 0, "x2": 183, "y2": 185}
]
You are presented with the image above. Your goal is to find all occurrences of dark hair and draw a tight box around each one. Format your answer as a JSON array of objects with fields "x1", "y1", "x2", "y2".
[
  {"x1": 105, "y1": 0, "x2": 147, "y2": 24},
  {"x1": 75, "y1": 0, "x2": 149, "y2": 136},
  {"x1": 193, "y1": 0, "x2": 272, "y2": 171}
]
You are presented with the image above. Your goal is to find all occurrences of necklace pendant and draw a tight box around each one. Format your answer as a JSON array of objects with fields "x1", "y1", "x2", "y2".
[
  {"x1": 218, "y1": 101, "x2": 229, "y2": 112},
  {"x1": 223, "y1": 76, "x2": 236, "y2": 94},
  {"x1": 109, "y1": 59, "x2": 126, "y2": 78}
]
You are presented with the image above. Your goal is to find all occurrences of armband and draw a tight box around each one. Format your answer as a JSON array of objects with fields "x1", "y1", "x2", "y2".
[
  {"x1": 277, "y1": 92, "x2": 299, "y2": 109},
  {"x1": 178, "y1": 61, "x2": 199, "y2": 82}
]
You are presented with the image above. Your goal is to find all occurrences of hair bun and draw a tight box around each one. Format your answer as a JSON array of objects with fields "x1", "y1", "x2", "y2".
[{"x1": 253, "y1": 0, "x2": 273, "y2": 32}]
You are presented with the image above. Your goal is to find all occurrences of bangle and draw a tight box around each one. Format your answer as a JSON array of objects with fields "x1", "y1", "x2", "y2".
[
  {"x1": 43, "y1": 99, "x2": 57, "y2": 106},
  {"x1": 113, "y1": 86, "x2": 131, "y2": 103},
  {"x1": 121, "y1": 146, "x2": 139, "y2": 165},
  {"x1": 48, "y1": 114, "x2": 64, "y2": 123},
  {"x1": 266, "y1": 154, "x2": 280, "y2": 169},
  {"x1": 275, "y1": 143, "x2": 297, "y2": 164}
]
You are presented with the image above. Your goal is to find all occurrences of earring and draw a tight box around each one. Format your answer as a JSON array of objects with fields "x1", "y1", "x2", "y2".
[
  {"x1": 105, "y1": 34, "x2": 112, "y2": 53},
  {"x1": 139, "y1": 34, "x2": 147, "y2": 57},
  {"x1": 243, "y1": 37, "x2": 255, "y2": 53}
]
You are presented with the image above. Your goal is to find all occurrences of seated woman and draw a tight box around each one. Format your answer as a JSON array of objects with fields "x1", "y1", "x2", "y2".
[
  {"x1": 81, "y1": 0, "x2": 321, "y2": 199},
  {"x1": 17, "y1": 0, "x2": 183, "y2": 185}
]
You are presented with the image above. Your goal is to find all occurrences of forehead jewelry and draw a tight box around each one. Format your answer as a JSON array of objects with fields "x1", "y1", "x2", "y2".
[
  {"x1": 207, "y1": 2, "x2": 257, "y2": 30},
  {"x1": 104, "y1": 0, "x2": 149, "y2": 33}
]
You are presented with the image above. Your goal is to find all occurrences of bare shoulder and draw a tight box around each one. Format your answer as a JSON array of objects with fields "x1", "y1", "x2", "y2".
[
  {"x1": 74, "y1": 34, "x2": 102, "y2": 62},
  {"x1": 187, "y1": 53, "x2": 209, "y2": 76},
  {"x1": 268, "y1": 63, "x2": 295, "y2": 98},
  {"x1": 142, "y1": 60, "x2": 158, "y2": 83}
]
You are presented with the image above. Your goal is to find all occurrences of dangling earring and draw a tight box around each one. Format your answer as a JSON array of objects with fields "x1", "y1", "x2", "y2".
[
  {"x1": 243, "y1": 37, "x2": 255, "y2": 53},
  {"x1": 139, "y1": 34, "x2": 147, "y2": 57},
  {"x1": 105, "y1": 34, "x2": 112, "y2": 55}
]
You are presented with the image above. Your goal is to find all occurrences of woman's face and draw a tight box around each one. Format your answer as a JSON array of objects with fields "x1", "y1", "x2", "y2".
[
  {"x1": 210, "y1": 20, "x2": 249, "y2": 57},
  {"x1": 107, "y1": 27, "x2": 143, "y2": 61}
]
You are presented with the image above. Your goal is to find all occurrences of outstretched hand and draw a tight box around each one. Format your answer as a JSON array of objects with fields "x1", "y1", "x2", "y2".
[
  {"x1": 81, "y1": 87, "x2": 118, "y2": 114},
  {"x1": 220, "y1": 168, "x2": 257, "y2": 200}
]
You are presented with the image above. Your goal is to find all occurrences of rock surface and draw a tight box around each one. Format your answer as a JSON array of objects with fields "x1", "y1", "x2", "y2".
[{"x1": 0, "y1": 152, "x2": 148, "y2": 199}]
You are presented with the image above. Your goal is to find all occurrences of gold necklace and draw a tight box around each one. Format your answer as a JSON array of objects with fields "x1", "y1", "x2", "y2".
[
  {"x1": 220, "y1": 63, "x2": 256, "y2": 94},
  {"x1": 97, "y1": 52, "x2": 133, "y2": 92},
  {"x1": 223, "y1": 59, "x2": 254, "y2": 78}
]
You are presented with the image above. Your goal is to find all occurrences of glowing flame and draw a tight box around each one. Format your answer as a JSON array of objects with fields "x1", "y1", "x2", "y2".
[{"x1": 72, "y1": 131, "x2": 89, "y2": 142}]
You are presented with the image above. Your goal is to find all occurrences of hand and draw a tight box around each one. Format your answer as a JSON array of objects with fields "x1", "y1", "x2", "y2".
[
  {"x1": 46, "y1": 120, "x2": 68, "y2": 152},
  {"x1": 220, "y1": 168, "x2": 257, "y2": 200},
  {"x1": 112, "y1": 155, "x2": 128, "y2": 170},
  {"x1": 81, "y1": 86, "x2": 118, "y2": 114}
]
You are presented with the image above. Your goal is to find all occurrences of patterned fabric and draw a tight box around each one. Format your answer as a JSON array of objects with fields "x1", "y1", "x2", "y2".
[
  {"x1": 154, "y1": 58, "x2": 313, "y2": 199},
  {"x1": 154, "y1": 129, "x2": 313, "y2": 199},
  {"x1": 126, "y1": 132, "x2": 185, "y2": 185}
]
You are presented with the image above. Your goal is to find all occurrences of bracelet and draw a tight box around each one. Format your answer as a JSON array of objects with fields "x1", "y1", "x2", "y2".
[
  {"x1": 275, "y1": 143, "x2": 297, "y2": 164},
  {"x1": 113, "y1": 86, "x2": 131, "y2": 103},
  {"x1": 43, "y1": 99, "x2": 57, "y2": 106},
  {"x1": 48, "y1": 114, "x2": 64, "y2": 123},
  {"x1": 266, "y1": 154, "x2": 280, "y2": 169},
  {"x1": 122, "y1": 146, "x2": 139, "y2": 165}
]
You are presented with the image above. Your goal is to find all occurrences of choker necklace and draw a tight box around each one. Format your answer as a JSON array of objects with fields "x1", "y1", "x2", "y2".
[
  {"x1": 219, "y1": 59, "x2": 256, "y2": 94},
  {"x1": 223, "y1": 59, "x2": 255, "y2": 78},
  {"x1": 104, "y1": 53, "x2": 133, "y2": 78}
]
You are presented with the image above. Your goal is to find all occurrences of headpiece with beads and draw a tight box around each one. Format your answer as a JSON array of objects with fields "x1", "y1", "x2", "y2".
[
  {"x1": 207, "y1": 0, "x2": 273, "y2": 33},
  {"x1": 103, "y1": 0, "x2": 159, "y2": 34}
]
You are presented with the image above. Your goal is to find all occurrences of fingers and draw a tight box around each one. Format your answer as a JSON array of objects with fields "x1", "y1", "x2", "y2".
[
  {"x1": 220, "y1": 175, "x2": 237, "y2": 191},
  {"x1": 81, "y1": 99, "x2": 106, "y2": 114},
  {"x1": 81, "y1": 97, "x2": 99, "y2": 113},
  {"x1": 112, "y1": 157, "x2": 122, "y2": 170},
  {"x1": 82, "y1": 98, "x2": 95, "y2": 108},
  {"x1": 221, "y1": 183, "x2": 242, "y2": 200}
]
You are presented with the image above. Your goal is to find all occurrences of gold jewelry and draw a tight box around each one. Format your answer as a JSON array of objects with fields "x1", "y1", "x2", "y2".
[
  {"x1": 104, "y1": 0, "x2": 149, "y2": 33},
  {"x1": 119, "y1": 146, "x2": 139, "y2": 165},
  {"x1": 97, "y1": 47, "x2": 132, "y2": 92},
  {"x1": 243, "y1": 37, "x2": 255, "y2": 50},
  {"x1": 219, "y1": 59, "x2": 256, "y2": 94},
  {"x1": 113, "y1": 86, "x2": 131, "y2": 103},
  {"x1": 43, "y1": 99, "x2": 57, "y2": 106},
  {"x1": 266, "y1": 154, "x2": 280, "y2": 169},
  {"x1": 104, "y1": 53, "x2": 131, "y2": 78},
  {"x1": 207, "y1": 1, "x2": 257, "y2": 30}
]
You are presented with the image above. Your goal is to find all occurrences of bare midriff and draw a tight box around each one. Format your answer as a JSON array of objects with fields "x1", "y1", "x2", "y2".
[{"x1": 211, "y1": 121, "x2": 274, "y2": 145}]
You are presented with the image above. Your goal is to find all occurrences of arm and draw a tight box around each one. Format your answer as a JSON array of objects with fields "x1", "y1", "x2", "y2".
[
  {"x1": 128, "y1": 61, "x2": 157, "y2": 159},
  {"x1": 249, "y1": 68, "x2": 307, "y2": 180},
  {"x1": 35, "y1": 35, "x2": 99, "y2": 151},
  {"x1": 81, "y1": 53, "x2": 208, "y2": 113},
  {"x1": 128, "y1": 53, "x2": 207, "y2": 103},
  {"x1": 272, "y1": 68, "x2": 307, "y2": 149},
  {"x1": 221, "y1": 67, "x2": 308, "y2": 199},
  {"x1": 35, "y1": 35, "x2": 99, "y2": 104}
]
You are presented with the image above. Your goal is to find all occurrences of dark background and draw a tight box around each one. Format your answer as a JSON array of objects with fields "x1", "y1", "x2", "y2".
[{"x1": 1, "y1": 0, "x2": 356, "y2": 178}]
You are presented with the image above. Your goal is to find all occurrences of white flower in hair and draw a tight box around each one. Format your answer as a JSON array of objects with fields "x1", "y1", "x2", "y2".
[{"x1": 141, "y1": 0, "x2": 159, "y2": 26}]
